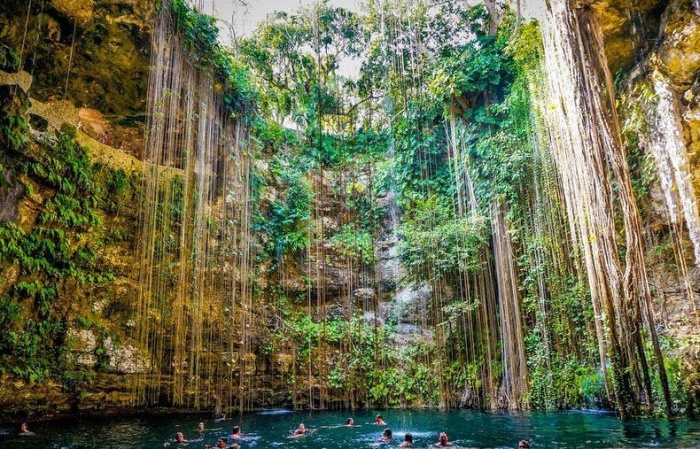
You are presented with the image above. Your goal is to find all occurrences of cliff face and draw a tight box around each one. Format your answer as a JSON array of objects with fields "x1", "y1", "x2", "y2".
[
  {"x1": 1, "y1": 0, "x2": 700, "y2": 419},
  {"x1": 592, "y1": 0, "x2": 700, "y2": 408},
  {"x1": 0, "y1": 0, "x2": 153, "y2": 420},
  {"x1": 590, "y1": 0, "x2": 700, "y2": 158},
  {"x1": 0, "y1": 0, "x2": 151, "y2": 116}
]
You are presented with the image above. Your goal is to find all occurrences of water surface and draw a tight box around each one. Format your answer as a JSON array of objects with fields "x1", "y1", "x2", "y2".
[{"x1": 0, "y1": 409, "x2": 698, "y2": 448}]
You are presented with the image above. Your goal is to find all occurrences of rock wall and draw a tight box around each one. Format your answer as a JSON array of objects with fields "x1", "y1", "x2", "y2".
[
  {"x1": 593, "y1": 0, "x2": 700, "y2": 408},
  {"x1": 0, "y1": 0, "x2": 153, "y2": 421},
  {"x1": 1, "y1": 0, "x2": 700, "y2": 420},
  {"x1": 1, "y1": 0, "x2": 385, "y2": 418},
  {"x1": 0, "y1": 0, "x2": 152, "y2": 116}
]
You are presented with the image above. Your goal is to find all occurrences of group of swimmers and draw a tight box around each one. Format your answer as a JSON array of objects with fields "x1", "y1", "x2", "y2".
[
  {"x1": 370, "y1": 414, "x2": 464, "y2": 447},
  {"x1": 172, "y1": 414, "x2": 532, "y2": 447},
  {"x1": 171, "y1": 420, "x2": 244, "y2": 448},
  {"x1": 16, "y1": 415, "x2": 529, "y2": 448},
  {"x1": 373, "y1": 414, "x2": 530, "y2": 447}
]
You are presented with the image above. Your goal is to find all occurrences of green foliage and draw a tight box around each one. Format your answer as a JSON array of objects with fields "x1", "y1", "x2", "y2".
[
  {"x1": 277, "y1": 309, "x2": 441, "y2": 407},
  {"x1": 329, "y1": 224, "x2": 374, "y2": 264},
  {"x1": 0, "y1": 130, "x2": 116, "y2": 383},
  {"x1": 0, "y1": 85, "x2": 29, "y2": 152},
  {"x1": 94, "y1": 163, "x2": 139, "y2": 215},
  {"x1": 167, "y1": 0, "x2": 257, "y2": 117},
  {"x1": 239, "y1": 2, "x2": 365, "y2": 141},
  {"x1": 241, "y1": 0, "x2": 671, "y2": 414},
  {"x1": 619, "y1": 82, "x2": 657, "y2": 209},
  {"x1": 251, "y1": 118, "x2": 299, "y2": 154},
  {"x1": 0, "y1": 42, "x2": 20, "y2": 72},
  {"x1": 256, "y1": 159, "x2": 313, "y2": 259},
  {"x1": 399, "y1": 196, "x2": 489, "y2": 282}
]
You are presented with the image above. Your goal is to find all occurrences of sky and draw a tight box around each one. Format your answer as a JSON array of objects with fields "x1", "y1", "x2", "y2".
[
  {"x1": 197, "y1": 0, "x2": 547, "y2": 78},
  {"x1": 200, "y1": 0, "x2": 358, "y2": 42},
  {"x1": 200, "y1": 0, "x2": 547, "y2": 42}
]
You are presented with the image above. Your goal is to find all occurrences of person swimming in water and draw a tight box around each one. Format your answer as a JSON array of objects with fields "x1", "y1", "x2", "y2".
[
  {"x1": 292, "y1": 423, "x2": 306, "y2": 436},
  {"x1": 374, "y1": 414, "x2": 387, "y2": 425},
  {"x1": 518, "y1": 440, "x2": 530, "y2": 448},
  {"x1": 230, "y1": 425, "x2": 242, "y2": 439},
  {"x1": 18, "y1": 422, "x2": 34, "y2": 435},
  {"x1": 435, "y1": 431, "x2": 452, "y2": 446},
  {"x1": 175, "y1": 431, "x2": 188, "y2": 444},
  {"x1": 215, "y1": 437, "x2": 227, "y2": 448},
  {"x1": 345, "y1": 417, "x2": 354, "y2": 426},
  {"x1": 379, "y1": 428, "x2": 392, "y2": 443},
  {"x1": 197, "y1": 422, "x2": 205, "y2": 433},
  {"x1": 399, "y1": 432, "x2": 414, "y2": 447}
]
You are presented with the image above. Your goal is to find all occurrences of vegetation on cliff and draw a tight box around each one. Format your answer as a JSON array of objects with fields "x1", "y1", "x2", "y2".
[
  {"x1": 0, "y1": 0, "x2": 698, "y2": 420},
  {"x1": 0, "y1": 86, "x2": 137, "y2": 388}
]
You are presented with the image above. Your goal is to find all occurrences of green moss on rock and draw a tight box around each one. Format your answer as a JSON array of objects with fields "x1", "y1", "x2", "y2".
[{"x1": 0, "y1": 0, "x2": 153, "y2": 116}]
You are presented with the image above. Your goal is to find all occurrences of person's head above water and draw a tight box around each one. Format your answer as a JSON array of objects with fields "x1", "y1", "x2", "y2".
[
  {"x1": 382, "y1": 428, "x2": 393, "y2": 440},
  {"x1": 438, "y1": 432, "x2": 450, "y2": 445},
  {"x1": 198, "y1": 422, "x2": 205, "y2": 431},
  {"x1": 405, "y1": 433, "x2": 413, "y2": 443},
  {"x1": 345, "y1": 417, "x2": 354, "y2": 426},
  {"x1": 19, "y1": 422, "x2": 29, "y2": 433},
  {"x1": 216, "y1": 437, "x2": 227, "y2": 448},
  {"x1": 374, "y1": 414, "x2": 386, "y2": 424},
  {"x1": 518, "y1": 440, "x2": 530, "y2": 448},
  {"x1": 175, "y1": 432, "x2": 186, "y2": 443},
  {"x1": 292, "y1": 423, "x2": 306, "y2": 435},
  {"x1": 231, "y1": 426, "x2": 241, "y2": 435}
]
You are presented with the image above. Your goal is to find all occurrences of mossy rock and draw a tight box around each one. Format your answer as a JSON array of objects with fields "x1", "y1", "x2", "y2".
[
  {"x1": 589, "y1": 0, "x2": 667, "y2": 73},
  {"x1": 52, "y1": 0, "x2": 95, "y2": 25},
  {"x1": 653, "y1": 8, "x2": 700, "y2": 87},
  {"x1": 0, "y1": 0, "x2": 154, "y2": 117}
]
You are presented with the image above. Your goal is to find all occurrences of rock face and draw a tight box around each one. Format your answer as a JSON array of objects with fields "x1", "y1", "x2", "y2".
[
  {"x1": 589, "y1": 0, "x2": 667, "y2": 73},
  {"x1": 0, "y1": 0, "x2": 152, "y2": 116},
  {"x1": 592, "y1": 0, "x2": 700, "y2": 409},
  {"x1": 0, "y1": 0, "x2": 150, "y2": 420},
  {"x1": 0, "y1": 166, "x2": 24, "y2": 223},
  {"x1": 651, "y1": 1, "x2": 700, "y2": 87},
  {"x1": 1, "y1": 0, "x2": 700, "y2": 419}
]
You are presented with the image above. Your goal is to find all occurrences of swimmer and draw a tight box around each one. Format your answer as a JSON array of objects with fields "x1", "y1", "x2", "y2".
[
  {"x1": 215, "y1": 437, "x2": 227, "y2": 448},
  {"x1": 379, "y1": 428, "x2": 392, "y2": 443},
  {"x1": 175, "y1": 431, "x2": 188, "y2": 444},
  {"x1": 230, "y1": 426, "x2": 242, "y2": 439},
  {"x1": 518, "y1": 440, "x2": 530, "y2": 448},
  {"x1": 345, "y1": 418, "x2": 354, "y2": 426},
  {"x1": 400, "y1": 432, "x2": 414, "y2": 447},
  {"x1": 228, "y1": 444, "x2": 241, "y2": 449},
  {"x1": 197, "y1": 422, "x2": 205, "y2": 433},
  {"x1": 374, "y1": 414, "x2": 387, "y2": 425},
  {"x1": 18, "y1": 422, "x2": 34, "y2": 435},
  {"x1": 292, "y1": 423, "x2": 306, "y2": 436},
  {"x1": 435, "y1": 431, "x2": 452, "y2": 446},
  {"x1": 215, "y1": 413, "x2": 227, "y2": 422}
]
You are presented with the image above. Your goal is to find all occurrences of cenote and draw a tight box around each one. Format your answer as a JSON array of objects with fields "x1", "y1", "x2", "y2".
[
  {"x1": 2, "y1": 0, "x2": 700, "y2": 440},
  {"x1": 1, "y1": 410, "x2": 699, "y2": 448}
]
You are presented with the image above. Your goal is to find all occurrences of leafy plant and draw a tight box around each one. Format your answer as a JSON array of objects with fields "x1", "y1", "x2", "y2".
[{"x1": 0, "y1": 129, "x2": 116, "y2": 382}]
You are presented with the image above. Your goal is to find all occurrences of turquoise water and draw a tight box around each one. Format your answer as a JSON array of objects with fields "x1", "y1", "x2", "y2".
[{"x1": 0, "y1": 409, "x2": 698, "y2": 448}]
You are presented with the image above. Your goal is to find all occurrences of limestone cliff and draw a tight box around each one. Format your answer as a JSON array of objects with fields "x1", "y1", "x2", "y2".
[
  {"x1": 1, "y1": 0, "x2": 700, "y2": 420},
  {"x1": 592, "y1": 0, "x2": 700, "y2": 409}
]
